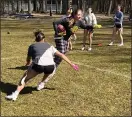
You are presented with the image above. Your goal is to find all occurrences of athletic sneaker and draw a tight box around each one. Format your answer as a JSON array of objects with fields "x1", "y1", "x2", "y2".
[
  {"x1": 37, "y1": 82, "x2": 45, "y2": 91},
  {"x1": 81, "y1": 47, "x2": 85, "y2": 51},
  {"x1": 5, "y1": 92, "x2": 18, "y2": 101},
  {"x1": 88, "y1": 47, "x2": 92, "y2": 51},
  {"x1": 118, "y1": 43, "x2": 124, "y2": 46},
  {"x1": 108, "y1": 42, "x2": 113, "y2": 46}
]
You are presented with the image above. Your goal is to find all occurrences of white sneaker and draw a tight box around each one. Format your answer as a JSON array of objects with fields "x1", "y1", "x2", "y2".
[
  {"x1": 81, "y1": 47, "x2": 85, "y2": 51},
  {"x1": 118, "y1": 43, "x2": 124, "y2": 46},
  {"x1": 5, "y1": 92, "x2": 18, "y2": 101},
  {"x1": 108, "y1": 42, "x2": 113, "y2": 46},
  {"x1": 88, "y1": 47, "x2": 92, "y2": 51},
  {"x1": 37, "y1": 82, "x2": 45, "y2": 91}
]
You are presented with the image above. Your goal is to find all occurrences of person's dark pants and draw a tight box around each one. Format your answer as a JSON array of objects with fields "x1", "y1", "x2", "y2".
[{"x1": 54, "y1": 37, "x2": 68, "y2": 67}]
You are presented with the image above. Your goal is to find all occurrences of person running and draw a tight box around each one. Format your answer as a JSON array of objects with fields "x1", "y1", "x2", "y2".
[
  {"x1": 53, "y1": 9, "x2": 93, "y2": 67},
  {"x1": 81, "y1": 8, "x2": 97, "y2": 51},
  {"x1": 5, "y1": 30, "x2": 79, "y2": 101},
  {"x1": 62, "y1": 9, "x2": 77, "y2": 51},
  {"x1": 108, "y1": 5, "x2": 124, "y2": 46}
]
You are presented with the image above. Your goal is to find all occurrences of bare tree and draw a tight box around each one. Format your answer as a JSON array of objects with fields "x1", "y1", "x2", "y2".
[
  {"x1": 28, "y1": 0, "x2": 32, "y2": 13},
  {"x1": 107, "y1": 0, "x2": 112, "y2": 16}
]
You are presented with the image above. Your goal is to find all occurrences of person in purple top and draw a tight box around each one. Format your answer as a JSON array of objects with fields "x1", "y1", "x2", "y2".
[{"x1": 109, "y1": 5, "x2": 124, "y2": 46}]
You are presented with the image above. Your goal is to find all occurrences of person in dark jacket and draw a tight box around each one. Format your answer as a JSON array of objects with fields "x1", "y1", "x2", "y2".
[{"x1": 53, "y1": 9, "x2": 93, "y2": 67}]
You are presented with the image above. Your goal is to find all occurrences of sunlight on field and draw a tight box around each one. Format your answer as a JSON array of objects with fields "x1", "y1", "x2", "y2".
[{"x1": 1, "y1": 17, "x2": 131, "y2": 116}]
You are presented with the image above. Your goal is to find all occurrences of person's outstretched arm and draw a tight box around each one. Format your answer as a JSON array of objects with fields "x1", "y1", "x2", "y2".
[{"x1": 55, "y1": 50, "x2": 79, "y2": 70}]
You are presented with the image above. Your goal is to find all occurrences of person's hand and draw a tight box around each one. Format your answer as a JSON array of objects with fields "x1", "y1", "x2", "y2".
[
  {"x1": 114, "y1": 16, "x2": 117, "y2": 19},
  {"x1": 25, "y1": 62, "x2": 31, "y2": 67},
  {"x1": 72, "y1": 64, "x2": 79, "y2": 71},
  {"x1": 94, "y1": 24, "x2": 102, "y2": 28}
]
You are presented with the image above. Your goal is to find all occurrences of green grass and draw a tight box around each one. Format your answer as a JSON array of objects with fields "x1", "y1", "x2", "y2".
[{"x1": 1, "y1": 17, "x2": 131, "y2": 116}]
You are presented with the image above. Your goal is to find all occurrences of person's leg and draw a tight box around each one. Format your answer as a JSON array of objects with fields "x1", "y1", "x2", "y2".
[
  {"x1": 109, "y1": 27, "x2": 117, "y2": 45},
  {"x1": 37, "y1": 65, "x2": 55, "y2": 90},
  {"x1": 54, "y1": 39, "x2": 68, "y2": 67},
  {"x1": 73, "y1": 34, "x2": 77, "y2": 41},
  {"x1": 6, "y1": 68, "x2": 38, "y2": 100},
  {"x1": 88, "y1": 31, "x2": 93, "y2": 51},
  {"x1": 67, "y1": 37, "x2": 72, "y2": 51},
  {"x1": 69, "y1": 38, "x2": 72, "y2": 50},
  {"x1": 118, "y1": 28, "x2": 124, "y2": 46},
  {"x1": 82, "y1": 29, "x2": 88, "y2": 50}
]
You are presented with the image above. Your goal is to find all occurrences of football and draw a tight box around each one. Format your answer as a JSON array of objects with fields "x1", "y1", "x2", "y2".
[{"x1": 57, "y1": 24, "x2": 65, "y2": 32}]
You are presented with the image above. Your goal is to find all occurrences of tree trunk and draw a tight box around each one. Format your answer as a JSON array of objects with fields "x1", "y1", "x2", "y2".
[
  {"x1": 16, "y1": 0, "x2": 21, "y2": 13},
  {"x1": 60, "y1": 0, "x2": 62, "y2": 13},
  {"x1": 108, "y1": 0, "x2": 112, "y2": 16},
  {"x1": 41, "y1": 0, "x2": 46, "y2": 13},
  {"x1": 0, "y1": 0, "x2": 4, "y2": 14},
  {"x1": 11, "y1": 0, "x2": 15, "y2": 13},
  {"x1": 33, "y1": 0, "x2": 37, "y2": 12},
  {"x1": 28, "y1": 0, "x2": 32, "y2": 13},
  {"x1": 56, "y1": 0, "x2": 58, "y2": 14}
]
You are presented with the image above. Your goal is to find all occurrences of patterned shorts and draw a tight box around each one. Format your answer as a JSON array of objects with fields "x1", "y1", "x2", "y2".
[{"x1": 54, "y1": 37, "x2": 68, "y2": 67}]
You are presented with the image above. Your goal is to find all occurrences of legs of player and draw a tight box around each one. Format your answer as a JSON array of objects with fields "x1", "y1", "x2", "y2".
[
  {"x1": 88, "y1": 32, "x2": 93, "y2": 51},
  {"x1": 5, "y1": 68, "x2": 38, "y2": 101},
  {"x1": 69, "y1": 38, "x2": 72, "y2": 50},
  {"x1": 82, "y1": 29, "x2": 88, "y2": 50},
  {"x1": 67, "y1": 37, "x2": 72, "y2": 51},
  {"x1": 118, "y1": 28, "x2": 124, "y2": 46},
  {"x1": 37, "y1": 74, "x2": 50, "y2": 91},
  {"x1": 109, "y1": 27, "x2": 117, "y2": 45}
]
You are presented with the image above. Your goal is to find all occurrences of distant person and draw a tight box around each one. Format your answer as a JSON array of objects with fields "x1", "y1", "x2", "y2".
[
  {"x1": 108, "y1": 5, "x2": 124, "y2": 46},
  {"x1": 129, "y1": 9, "x2": 132, "y2": 21},
  {"x1": 5, "y1": 30, "x2": 79, "y2": 101},
  {"x1": 82, "y1": 8, "x2": 97, "y2": 51}
]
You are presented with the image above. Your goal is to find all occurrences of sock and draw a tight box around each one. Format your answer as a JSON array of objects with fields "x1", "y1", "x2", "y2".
[{"x1": 14, "y1": 90, "x2": 19, "y2": 96}]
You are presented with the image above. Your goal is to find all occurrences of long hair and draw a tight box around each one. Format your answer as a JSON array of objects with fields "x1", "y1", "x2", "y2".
[{"x1": 71, "y1": 9, "x2": 82, "y2": 17}]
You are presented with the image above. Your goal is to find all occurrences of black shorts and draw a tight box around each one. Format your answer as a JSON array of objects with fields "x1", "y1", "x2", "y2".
[
  {"x1": 114, "y1": 24, "x2": 122, "y2": 28},
  {"x1": 31, "y1": 64, "x2": 55, "y2": 74},
  {"x1": 86, "y1": 25, "x2": 94, "y2": 33}
]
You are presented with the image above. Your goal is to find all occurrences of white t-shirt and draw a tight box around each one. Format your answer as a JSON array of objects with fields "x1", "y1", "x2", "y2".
[
  {"x1": 28, "y1": 43, "x2": 57, "y2": 66},
  {"x1": 38, "y1": 46, "x2": 57, "y2": 66},
  {"x1": 84, "y1": 13, "x2": 97, "y2": 26}
]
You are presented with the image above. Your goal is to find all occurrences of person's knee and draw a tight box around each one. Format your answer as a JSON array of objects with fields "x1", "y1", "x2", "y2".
[{"x1": 18, "y1": 74, "x2": 27, "y2": 86}]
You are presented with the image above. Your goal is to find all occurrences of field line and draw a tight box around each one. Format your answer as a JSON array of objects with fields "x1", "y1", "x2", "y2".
[
  {"x1": 74, "y1": 61, "x2": 130, "y2": 79},
  {"x1": 1, "y1": 56, "x2": 24, "y2": 60},
  {"x1": 1, "y1": 56, "x2": 130, "y2": 78}
]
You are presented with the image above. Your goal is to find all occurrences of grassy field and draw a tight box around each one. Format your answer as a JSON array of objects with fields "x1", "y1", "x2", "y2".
[{"x1": 1, "y1": 16, "x2": 131, "y2": 116}]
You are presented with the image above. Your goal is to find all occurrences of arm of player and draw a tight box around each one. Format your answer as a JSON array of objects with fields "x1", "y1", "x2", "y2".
[
  {"x1": 25, "y1": 56, "x2": 32, "y2": 66},
  {"x1": 55, "y1": 51, "x2": 79, "y2": 71},
  {"x1": 25, "y1": 45, "x2": 32, "y2": 66},
  {"x1": 92, "y1": 13, "x2": 97, "y2": 25}
]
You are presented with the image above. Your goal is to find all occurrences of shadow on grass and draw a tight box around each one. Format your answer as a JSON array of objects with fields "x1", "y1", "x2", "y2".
[
  {"x1": 8, "y1": 66, "x2": 28, "y2": 70},
  {"x1": 0, "y1": 81, "x2": 55, "y2": 95}
]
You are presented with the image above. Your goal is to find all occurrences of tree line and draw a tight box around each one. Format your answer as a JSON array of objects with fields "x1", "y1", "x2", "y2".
[{"x1": 0, "y1": 0, "x2": 132, "y2": 16}]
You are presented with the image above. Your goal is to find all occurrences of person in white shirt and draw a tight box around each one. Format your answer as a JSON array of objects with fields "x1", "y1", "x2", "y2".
[
  {"x1": 5, "y1": 30, "x2": 79, "y2": 101},
  {"x1": 81, "y1": 8, "x2": 97, "y2": 51}
]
